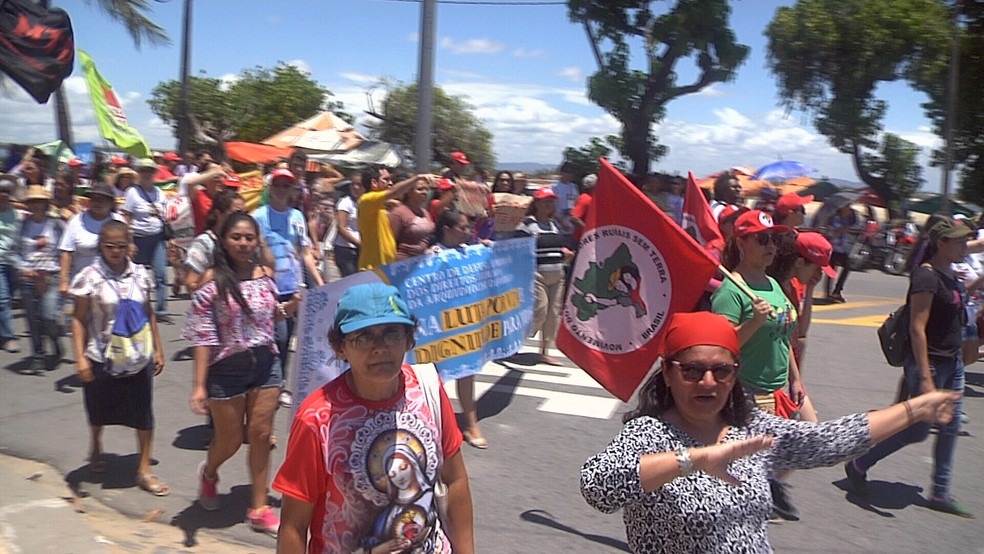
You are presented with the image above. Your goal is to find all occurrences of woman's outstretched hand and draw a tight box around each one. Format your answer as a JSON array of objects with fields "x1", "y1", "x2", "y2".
[{"x1": 693, "y1": 435, "x2": 775, "y2": 486}]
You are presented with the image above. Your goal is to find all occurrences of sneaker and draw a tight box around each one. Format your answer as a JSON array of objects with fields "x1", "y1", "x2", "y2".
[
  {"x1": 844, "y1": 460, "x2": 869, "y2": 497},
  {"x1": 926, "y1": 496, "x2": 975, "y2": 519},
  {"x1": 2, "y1": 340, "x2": 20, "y2": 353},
  {"x1": 769, "y1": 479, "x2": 800, "y2": 521},
  {"x1": 278, "y1": 390, "x2": 293, "y2": 408},
  {"x1": 247, "y1": 505, "x2": 280, "y2": 537},
  {"x1": 197, "y1": 461, "x2": 219, "y2": 511}
]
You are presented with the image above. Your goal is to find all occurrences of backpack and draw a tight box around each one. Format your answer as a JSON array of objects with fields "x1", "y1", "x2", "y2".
[
  {"x1": 97, "y1": 270, "x2": 154, "y2": 377},
  {"x1": 877, "y1": 304, "x2": 910, "y2": 367}
]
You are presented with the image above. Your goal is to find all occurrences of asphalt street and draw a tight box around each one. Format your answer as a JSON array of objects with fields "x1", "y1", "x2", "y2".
[{"x1": 0, "y1": 268, "x2": 981, "y2": 553}]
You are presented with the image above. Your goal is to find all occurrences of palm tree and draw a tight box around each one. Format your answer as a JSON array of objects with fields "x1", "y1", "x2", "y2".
[{"x1": 49, "y1": 0, "x2": 171, "y2": 146}]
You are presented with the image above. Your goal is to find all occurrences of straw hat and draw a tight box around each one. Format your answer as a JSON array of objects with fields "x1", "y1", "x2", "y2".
[
  {"x1": 23, "y1": 185, "x2": 52, "y2": 202},
  {"x1": 113, "y1": 167, "x2": 138, "y2": 186}
]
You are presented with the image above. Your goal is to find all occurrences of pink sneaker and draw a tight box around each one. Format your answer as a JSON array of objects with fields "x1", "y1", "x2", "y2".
[
  {"x1": 248, "y1": 505, "x2": 280, "y2": 537},
  {"x1": 197, "y1": 461, "x2": 219, "y2": 511}
]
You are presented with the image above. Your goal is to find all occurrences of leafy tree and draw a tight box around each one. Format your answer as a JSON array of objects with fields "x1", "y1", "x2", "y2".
[
  {"x1": 84, "y1": 0, "x2": 169, "y2": 48},
  {"x1": 562, "y1": 135, "x2": 625, "y2": 181},
  {"x1": 148, "y1": 63, "x2": 343, "y2": 149},
  {"x1": 765, "y1": 0, "x2": 949, "y2": 216},
  {"x1": 863, "y1": 133, "x2": 924, "y2": 214},
  {"x1": 568, "y1": 0, "x2": 749, "y2": 180},
  {"x1": 365, "y1": 82, "x2": 495, "y2": 172}
]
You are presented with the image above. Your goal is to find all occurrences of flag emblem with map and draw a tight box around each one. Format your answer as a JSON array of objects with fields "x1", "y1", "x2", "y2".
[{"x1": 557, "y1": 159, "x2": 719, "y2": 401}]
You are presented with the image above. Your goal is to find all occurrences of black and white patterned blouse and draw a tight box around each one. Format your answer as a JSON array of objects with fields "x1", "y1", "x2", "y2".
[{"x1": 581, "y1": 410, "x2": 872, "y2": 553}]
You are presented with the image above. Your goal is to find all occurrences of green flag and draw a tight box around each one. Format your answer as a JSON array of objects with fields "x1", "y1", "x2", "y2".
[{"x1": 78, "y1": 50, "x2": 151, "y2": 158}]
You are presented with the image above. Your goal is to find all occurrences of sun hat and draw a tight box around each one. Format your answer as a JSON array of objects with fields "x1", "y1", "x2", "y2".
[
  {"x1": 223, "y1": 174, "x2": 243, "y2": 188},
  {"x1": 582, "y1": 174, "x2": 598, "y2": 189},
  {"x1": 795, "y1": 231, "x2": 837, "y2": 278},
  {"x1": 660, "y1": 311, "x2": 739, "y2": 358},
  {"x1": 23, "y1": 185, "x2": 52, "y2": 202},
  {"x1": 929, "y1": 217, "x2": 976, "y2": 242},
  {"x1": 113, "y1": 167, "x2": 138, "y2": 185},
  {"x1": 775, "y1": 193, "x2": 814, "y2": 217},
  {"x1": 270, "y1": 168, "x2": 296, "y2": 184},
  {"x1": 450, "y1": 151, "x2": 470, "y2": 165},
  {"x1": 85, "y1": 183, "x2": 118, "y2": 199},
  {"x1": 533, "y1": 187, "x2": 558, "y2": 200},
  {"x1": 333, "y1": 283, "x2": 415, "y2": 334},
  {"x1": 133, "y1": 158, "x2": 158, "y2": 172},
  {"x1": 733, "y1": 209, "x2": 789, "y2": 238}
]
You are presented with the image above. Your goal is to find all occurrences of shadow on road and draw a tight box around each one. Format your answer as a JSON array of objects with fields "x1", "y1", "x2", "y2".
[
  {"x1": 65, "y1": 453, "x2": 161, "y2": 493},
  {"x1": 832, "y1": 478, "x2": 924, "y2": 517},
  {"x1": 520, "y1": 509, "x2": 630, "y2": 552},
  {"x1": 54, "y1": 372, "x2": 84, "y2": 393},
  {"x1": 170, "y1": 484, "x2": 277, "y2": 547},
  {"x1": 473, "y1": 367, "x2": 525, "y2": 422},
  {"x1": 173, "y1": 424, "x2": 212, "y2": 451}
]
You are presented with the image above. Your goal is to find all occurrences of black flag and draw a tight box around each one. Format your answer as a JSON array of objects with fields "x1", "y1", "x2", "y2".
[{"x1": 0, "y1": 0, "x2": 74, "y2": 103}]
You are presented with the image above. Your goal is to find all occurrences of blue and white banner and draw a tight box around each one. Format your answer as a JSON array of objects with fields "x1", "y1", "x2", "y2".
[
  {"x1": 290, "y1": 238, "x2": 536, "y2": 410},
  {"x1": 380, "y1": 237, "x2": 536, "y2": 381}
]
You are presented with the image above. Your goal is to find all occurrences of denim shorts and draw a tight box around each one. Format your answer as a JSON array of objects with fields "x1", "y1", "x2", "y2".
[{"x1": 207, "y1": 346, "x2": 281, "y2": 400}]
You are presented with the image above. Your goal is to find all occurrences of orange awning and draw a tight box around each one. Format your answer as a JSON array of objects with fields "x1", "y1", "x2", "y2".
[{"x1": 226, "y1": 142, "x2": 293, "y2": 164}]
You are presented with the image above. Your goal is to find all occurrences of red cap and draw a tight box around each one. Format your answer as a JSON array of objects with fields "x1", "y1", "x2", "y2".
[
  {"x1": 435, "y1": 178, "x2": 455, "y2": 191},
  {"x1": 111, "y1": 156, "x2": 128, "y2": 166},
  {"x1": 775, "y1": 193, "x2": 814, "y2": 217},
  {"x1": 68, "y1": 158, "x2": 84, "y2": 167},
  {"x1": 270, "y1": 168, "x2": 296, "y2": 184},
  {"x1": 223, "y1": 174, "x2": 243, "y2": 188},
  {"x1": 163, "y1": 152, "x2": 181, "y2": 162},
  {"x1": 795, "y1": 231, "x2": 837, "y2": 278},
  {"x1": 718, "y1": 204, "x2": 750, "y2": 225},
  {"x1": 450, "y1": 151, "x2": 470, "y2": 165},
  {"x1": 532, "y1": 187, "x2": 558, "y2": 200},
  {"x1": 660, "y1": 311, "x2": 739, "y2": 359},
  {"x1": 734, "y1": 209, "x2": 789, "y2": 237}
]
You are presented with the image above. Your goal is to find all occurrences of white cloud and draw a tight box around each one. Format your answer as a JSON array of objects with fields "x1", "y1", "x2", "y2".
[
  {"x1": 218, "y1": 73, "x2": 239, "y2": 92},
  {"x1": 287, "y1": 59, "x2": 311, "y2": 75},
  {"x1": 339, "y1": 72, "x2": 378, "y2": 85},
  {"x1": 441, "y1": 69, "x2": 484, "y2": 80},
  {"x1": 513, "y1": 47, "x2": 545, "y2": 58},
  {"x1": 694, "y1": 83, "x2": 725, "y2": 97},
  {"x1": 407, "y1": 32, "x2": 419, "y2": 43},
  {"x1": 438, "y1": 37, "x2": 504, "y2": 55},
  {"x1": 556, "y1": 67, "x2": 583, "y2": 83}
]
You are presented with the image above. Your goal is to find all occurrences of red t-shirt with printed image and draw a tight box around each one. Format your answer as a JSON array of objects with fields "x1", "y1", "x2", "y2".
[{"x1": 273, "y1": 365, "x2": 463, "y2": 554}]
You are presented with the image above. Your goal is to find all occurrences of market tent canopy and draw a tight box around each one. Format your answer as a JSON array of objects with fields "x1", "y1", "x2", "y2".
[
  {"x1": 261, "y1": 111, "x2": 363, "y2": 151},
  {"x1": 307, "y1": 141, "x2": 402, "y2": 169},
  {"x1": 226, "y1": 142, "x2": 293, "y2": 164},
  {"x1": 781, "y1": 176, "x2": 815, "y2": 194},
  {"x1": 907, "y1": 195, "x2": 977, "y2": 217}
]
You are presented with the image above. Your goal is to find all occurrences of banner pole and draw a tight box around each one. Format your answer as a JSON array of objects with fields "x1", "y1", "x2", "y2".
[{"x1": 717, "y1": 264, "x2": 759, "y2": 302}]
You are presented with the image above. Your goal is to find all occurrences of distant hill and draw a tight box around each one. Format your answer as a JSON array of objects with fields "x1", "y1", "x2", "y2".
[{"x1": 825, "y1": 177, "x2": 864, "y2": 189}]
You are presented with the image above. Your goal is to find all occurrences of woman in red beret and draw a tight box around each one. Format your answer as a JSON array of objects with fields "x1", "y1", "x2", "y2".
[{"x1": 580, "y1": 311, "x2": 958, "y2": 554}]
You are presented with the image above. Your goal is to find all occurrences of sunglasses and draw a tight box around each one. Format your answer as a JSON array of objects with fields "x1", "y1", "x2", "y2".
[
  {"x1": 753, "y1": 233, "x2": 781, "y2": 246},
  {"x1": 344, "y1": 328, "x2": 408, "y2": 351},
  {"x1": 669, "y1": 360, "x2": 739, "y2": 382}
]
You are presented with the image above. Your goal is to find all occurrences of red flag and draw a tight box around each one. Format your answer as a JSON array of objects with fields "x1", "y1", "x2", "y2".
[
  {"x1": 557, "y1": 159, "x2": 720, "y2": 401},
  {"x1": 681, "y1": 171, "x2": 723, "y2": 248}
]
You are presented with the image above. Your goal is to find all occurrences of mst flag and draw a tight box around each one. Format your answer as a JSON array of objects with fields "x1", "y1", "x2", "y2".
[
  {"x1": 0, "y1": 0, "x2": 74, "y2": 103},
  {"x1": 557, "y1": 159, "x2": 720, "y2": 401},
  {"x1": 681, "y1": 170, "x2": 723, "y2": 248},
  {"x1": 78, "y1": 49, "x2": 150, "y2": 158}
]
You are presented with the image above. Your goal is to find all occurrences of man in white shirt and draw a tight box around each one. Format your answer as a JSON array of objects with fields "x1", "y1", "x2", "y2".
[{"x1": 551, "y1": 161, "x2": 579, "y2": 236}]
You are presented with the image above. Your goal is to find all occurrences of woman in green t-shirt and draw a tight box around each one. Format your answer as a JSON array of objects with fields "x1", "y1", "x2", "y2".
[{"x1": 710, "y1": 209, "x2": 805, "y2": 521}]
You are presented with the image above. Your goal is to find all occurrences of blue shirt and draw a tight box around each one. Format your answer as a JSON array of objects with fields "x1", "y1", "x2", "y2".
[{"x1": 251, "y1": 205, "x2": 311, "y2": 295}]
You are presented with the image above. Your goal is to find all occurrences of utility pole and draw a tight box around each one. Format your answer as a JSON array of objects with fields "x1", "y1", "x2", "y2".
[
  {"x1": 177, "y1": 0, "x2": 193, "y2": 155},
  {"x1": 940, "y1": 1, "x2": 961, "y2": 216},
  {"x1": 414, "y1": 0, "x2": 436, "y2": 173}
]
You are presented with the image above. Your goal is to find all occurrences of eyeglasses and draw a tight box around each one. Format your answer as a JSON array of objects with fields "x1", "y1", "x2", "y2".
[
  {"x1": 344, "y1": 328, "x2": 408, "y2": 350},
  {"x1": 754, "y1": 233, "x2": 781, "y2": 246},
  {"x1": 669, "y1": 360, "x2": 739, "y2": 382}
]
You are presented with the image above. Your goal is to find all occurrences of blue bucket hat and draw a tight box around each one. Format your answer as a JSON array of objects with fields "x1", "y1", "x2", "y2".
[{"x1": 334, "y1": 283, "x2": 415, "y2": 334}]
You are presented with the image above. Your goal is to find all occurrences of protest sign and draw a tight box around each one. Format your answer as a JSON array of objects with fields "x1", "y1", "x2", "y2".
[{"x1": 492, "y1": 192, "x2": 532, "y2": 234}]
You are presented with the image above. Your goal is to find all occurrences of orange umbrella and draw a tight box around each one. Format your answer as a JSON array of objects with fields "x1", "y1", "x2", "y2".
[{"x1": 781, "y1": 176, "x2": 815, "y2": 194}]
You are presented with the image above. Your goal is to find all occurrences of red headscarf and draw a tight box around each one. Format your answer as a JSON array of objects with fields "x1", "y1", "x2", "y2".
[{"x1": 659, "y1": 311, "x2": 739, "y2": 359}]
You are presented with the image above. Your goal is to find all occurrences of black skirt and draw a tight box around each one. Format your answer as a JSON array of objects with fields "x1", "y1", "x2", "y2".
[{"x1": 82, "y1": 360, "x2": 154, "y2": 430}]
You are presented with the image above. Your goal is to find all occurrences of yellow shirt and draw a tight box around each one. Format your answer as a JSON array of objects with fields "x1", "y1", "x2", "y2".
[{"x1": 356, "y1": 190, "x2": 396, "y2": 270}]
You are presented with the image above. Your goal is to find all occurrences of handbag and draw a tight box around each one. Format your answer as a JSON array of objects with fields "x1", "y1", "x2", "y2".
[
  {"x1": 877, "y1": 304, "x2": 910, "y2": 367},
  {"x1": 137, "y1": 186, "x2": 174, "y2": 240},
  {"x1": 412, "y1": 363, "x2": 451, "y2": 536}
]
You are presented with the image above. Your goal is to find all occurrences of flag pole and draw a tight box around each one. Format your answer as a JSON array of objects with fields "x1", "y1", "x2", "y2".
[{"x1": 717, "y1": 264, "x2": 761, "y2": 302}]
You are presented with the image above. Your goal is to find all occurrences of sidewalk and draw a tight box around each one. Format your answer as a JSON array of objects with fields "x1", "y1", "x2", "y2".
[{"x1": 0, "y1": 454, "x2": 262, "y2": 554}]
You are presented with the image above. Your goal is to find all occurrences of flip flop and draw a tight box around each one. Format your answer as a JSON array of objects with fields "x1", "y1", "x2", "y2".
[
  {"x1": 463, "y1": 432, "x2": 489, "y2": 450},
  {"x1": 136, "y1": 474, "x2": 171, "y2": 497},
  {"x1": 89, "y1": 460, "x2": 107, "y2": 474}
]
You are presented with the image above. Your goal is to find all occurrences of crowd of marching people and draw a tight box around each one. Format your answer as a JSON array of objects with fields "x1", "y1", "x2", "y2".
[{"x1": 0, "y1": 146, "x2": 976, "y2": 551}]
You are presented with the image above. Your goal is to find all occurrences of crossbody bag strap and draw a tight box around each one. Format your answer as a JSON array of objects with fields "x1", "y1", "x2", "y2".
[{"x1": 412, "y1": 363, "x2": 442, "y2": 432}]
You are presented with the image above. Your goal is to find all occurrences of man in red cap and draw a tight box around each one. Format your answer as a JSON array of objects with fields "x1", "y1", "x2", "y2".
[
  {"x1": 774, "y1": 193, "x2": 813, "y2": 229},
  {"x1": 162, "y1": 152, "x2": 182, "y2": 176},
  {"x1": 67, "y1": 158, "x2": 90, "y2": 188},
  {"x1": 181, "y1": 162, "x2": 229, "y2": 235}
]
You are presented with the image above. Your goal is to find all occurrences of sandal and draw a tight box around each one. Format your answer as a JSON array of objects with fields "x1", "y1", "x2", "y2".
[
  {"x1": 462, "y1": 432, "x2": 489, "y2": 450},
  {"x1": 136, "y1": 474, "x2": 171, "y2": 497}
]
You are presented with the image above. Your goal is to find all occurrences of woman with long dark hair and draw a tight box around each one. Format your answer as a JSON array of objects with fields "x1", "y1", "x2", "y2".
[
  {"x1": 182, "y1": 212, "x2": 300, "y2": 536},
  {"x1": 581, "y1": 311, "x2": 958, "y2": 554}
]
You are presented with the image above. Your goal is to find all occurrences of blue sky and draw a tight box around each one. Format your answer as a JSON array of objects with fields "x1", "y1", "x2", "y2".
[{"x1": 0, "y1": 0, "x2": 944, "y2": 190}]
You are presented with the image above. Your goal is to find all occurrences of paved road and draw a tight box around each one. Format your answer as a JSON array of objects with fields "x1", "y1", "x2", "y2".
[{"x1": 0, "y1": 269, "x2": 981, "y2": 553}]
